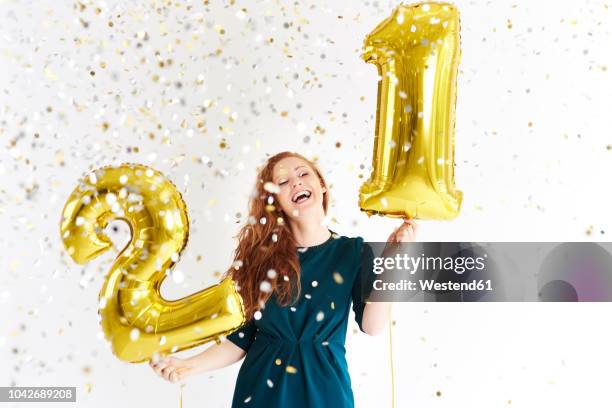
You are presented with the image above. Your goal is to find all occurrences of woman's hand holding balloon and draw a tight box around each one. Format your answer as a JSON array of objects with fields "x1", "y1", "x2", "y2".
[{"x1": 150, "y1": 356, "x2": 193, "y2": 383}]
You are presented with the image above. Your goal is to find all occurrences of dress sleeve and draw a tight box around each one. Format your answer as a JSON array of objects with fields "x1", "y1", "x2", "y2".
[
  {"x1": 226, "y1": 318, "x2": 257, "y2": 352},
  {"x1": 351, "y1": 237, "x2": 375, "y2": 333}
]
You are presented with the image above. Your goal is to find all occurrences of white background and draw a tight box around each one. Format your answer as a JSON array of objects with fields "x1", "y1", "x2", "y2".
[{"x1": 1, "y1": 0, "x2": 612, "y2": 406}]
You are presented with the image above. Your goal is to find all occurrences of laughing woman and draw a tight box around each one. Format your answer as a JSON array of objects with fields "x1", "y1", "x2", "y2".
[{"x1": 150, "y1": 151, "x2": 417, "y2": 407}]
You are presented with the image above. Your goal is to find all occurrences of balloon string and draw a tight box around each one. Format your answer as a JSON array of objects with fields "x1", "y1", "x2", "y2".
[
  {"x1": 388, "y1": 306, "x2": 395, "y2": 408},
  {"x1": 179, "y1": 384, "x2": 185, "y2": 408}
]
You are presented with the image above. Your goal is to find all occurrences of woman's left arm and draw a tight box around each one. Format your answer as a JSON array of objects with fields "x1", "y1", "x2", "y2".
[{"x1": 360, "y1": 219, "x2": 418, "y2": 336}]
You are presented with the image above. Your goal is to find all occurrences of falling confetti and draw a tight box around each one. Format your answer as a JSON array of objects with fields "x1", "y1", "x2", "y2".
[
  {"x1": 1, "y1": 1, "x2": 611, "y2": 406},
  {"x1": 333, "y1": 272, "x2": 344, "y2": 284}
]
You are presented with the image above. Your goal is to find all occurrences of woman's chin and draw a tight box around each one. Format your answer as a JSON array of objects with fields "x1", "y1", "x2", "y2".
[{"x1": 288, "y1": 200, "x2": 321, "y2": 218}]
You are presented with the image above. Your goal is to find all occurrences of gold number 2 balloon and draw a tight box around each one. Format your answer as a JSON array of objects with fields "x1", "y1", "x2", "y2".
[
  {"x1": 59, "y1": 163, "x2": 245, "y2": 362},
  {"x1": 359, "y1": 2, "x2": 463, "y2": 220}
]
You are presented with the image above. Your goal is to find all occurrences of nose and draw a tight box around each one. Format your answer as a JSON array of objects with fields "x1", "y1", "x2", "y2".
[{"x1": 292, "y1": 178, "x2": 303, "y2": 189}]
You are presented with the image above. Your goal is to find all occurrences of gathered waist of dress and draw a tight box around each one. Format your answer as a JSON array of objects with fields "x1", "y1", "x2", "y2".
[{"x1": 254, "y1": 331, "x2": 345, "y2": 346}]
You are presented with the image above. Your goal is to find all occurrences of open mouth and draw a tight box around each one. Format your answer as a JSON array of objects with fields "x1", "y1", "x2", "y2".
[{"x1": 292, "y1": 190, "x2": 312, "y2": 204}]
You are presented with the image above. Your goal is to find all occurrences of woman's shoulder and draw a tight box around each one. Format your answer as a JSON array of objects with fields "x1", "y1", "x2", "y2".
[
  {"x1": 329, "y1": 232, "x2": 366, "y2": 254},
  {"x1": 327, "y1": 234, "x2": 368, "y2": 275}
]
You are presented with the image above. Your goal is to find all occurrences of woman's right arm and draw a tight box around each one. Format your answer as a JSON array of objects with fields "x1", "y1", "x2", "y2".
[{"x1": 150, "y1": 340, "x2": 246, "y2": 383}]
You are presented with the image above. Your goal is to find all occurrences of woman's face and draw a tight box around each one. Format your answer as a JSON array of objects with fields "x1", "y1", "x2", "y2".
[{"x1": 271, "y1": 156, "x2": 327, "y2": 220}]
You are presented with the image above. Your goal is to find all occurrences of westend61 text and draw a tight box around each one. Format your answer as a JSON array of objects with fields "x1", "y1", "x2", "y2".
[{"x1": 373, "y1": 279, "x2": 493, "y2": 292}]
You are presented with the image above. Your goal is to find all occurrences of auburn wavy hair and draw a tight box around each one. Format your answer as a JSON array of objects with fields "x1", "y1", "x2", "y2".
[{"x1": 225, "y1": 151, "x2": 329, "y2": 321}]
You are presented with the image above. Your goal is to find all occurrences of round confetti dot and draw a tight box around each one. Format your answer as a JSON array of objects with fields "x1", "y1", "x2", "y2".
[
  {"x1": 129, "y1": 328, "x2": 140, "y2": 341},
  {"x1": 105, "y1": 193, "x2": 117, "y2": 205},
  {"x1": 260, "y1": 280, "x2": 272, "y2": 293}
]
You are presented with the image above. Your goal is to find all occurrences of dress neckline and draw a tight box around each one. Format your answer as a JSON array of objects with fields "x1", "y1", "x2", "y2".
[{"x1": 297, "y1": 230, "x2": 337, "y2": 253}]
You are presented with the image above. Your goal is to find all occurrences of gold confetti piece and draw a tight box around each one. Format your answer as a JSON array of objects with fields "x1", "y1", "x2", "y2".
[
  {"x1": 275, "y1": 358, "x2": 282, "y2": 365},
  {"x1": 333, "y1": 272, "x2": 343, "y2": 284},
  {"x1": 44, "y1": 67, "x2": 58, "y2": 81},
  {"x1": 286, "y1": 365, "x2": 297, "y2": 374}
]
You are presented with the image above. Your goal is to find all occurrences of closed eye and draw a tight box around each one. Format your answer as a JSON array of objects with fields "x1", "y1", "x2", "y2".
[
  {"x1": 278, "y1": 180, "x2": 288, "y2": 185},
  {"x1": 299, "y1": 171, "x2": 308, "y2": 177}
]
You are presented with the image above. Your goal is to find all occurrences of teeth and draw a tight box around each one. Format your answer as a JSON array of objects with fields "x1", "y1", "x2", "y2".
[{"x1": 292, "y1": 191, "x2": 311, "y2": 202}]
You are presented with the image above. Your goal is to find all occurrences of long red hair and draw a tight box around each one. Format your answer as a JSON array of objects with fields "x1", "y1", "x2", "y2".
[{"x1": 225, "y1": 152, "x2": 329, "y2": 320}]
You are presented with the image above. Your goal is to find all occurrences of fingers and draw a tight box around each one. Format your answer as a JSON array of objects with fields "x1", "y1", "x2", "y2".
[
  {"x1": 395, "y1": 228, "x2": 413, "y2": 242},
  {"x1": 395, "y1": 218, "x2": 418, "y2": 242},
  {"x1": 149, "y1": 358, "x2": 168, "y2": 378},
  {"x1": 387, "y1": 218, "x2": 418, "y2": 243},
  {"x1": 165, "y1": 367, "x2": 179, "y2": 383},
  {"x1": 150, "y1": 357, "x2": 185, "y2": 383},
  {"x1": 386, "y1": 223, "x2": 401, "y2": 243},
  {"x1": 403, "y1": 218, "x2": 418, "y2": 230},
  {"x1": 174, "y1": 367, "x2": 191, "y2": 382}
]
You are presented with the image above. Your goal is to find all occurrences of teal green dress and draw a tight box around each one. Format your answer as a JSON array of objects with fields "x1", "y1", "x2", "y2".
[{"x1": 227, "y1": 233, "x2": 372, "y2": 407}]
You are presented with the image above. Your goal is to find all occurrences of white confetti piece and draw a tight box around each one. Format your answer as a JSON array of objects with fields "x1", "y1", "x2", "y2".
[{"x1": 130, "y1": 328, "x2": 140, "y2": 341}]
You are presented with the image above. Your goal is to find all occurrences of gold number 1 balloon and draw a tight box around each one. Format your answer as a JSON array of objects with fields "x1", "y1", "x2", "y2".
[
  {"x1": 59, "y1": 163, "x2": 245, "y2": 362},
  {"x1": 359, "y1": 2, "x2": 463, "y2": 220}
]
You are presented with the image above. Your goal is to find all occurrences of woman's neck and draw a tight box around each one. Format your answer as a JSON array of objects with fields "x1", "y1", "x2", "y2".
[{"x1": 289, "y1": 217, "x2": 331, "y2": 248}]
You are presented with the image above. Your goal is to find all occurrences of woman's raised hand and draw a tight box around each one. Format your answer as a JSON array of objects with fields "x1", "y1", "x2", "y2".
[
  {"x1": 386, "y1": 218, "x2": 418, "y2": 243},
  {"x1": 149, "y1": 355, "x2": 193, "y2": 383}
]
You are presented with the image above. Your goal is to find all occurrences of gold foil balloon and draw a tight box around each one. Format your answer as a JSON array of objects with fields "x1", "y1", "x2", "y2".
[
  {"x1": 359, "y1": 2, "x2": 463, "y2": 220},
  {"x1": 59, "y1": 163, "x2": 245, "y2": 362}
]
